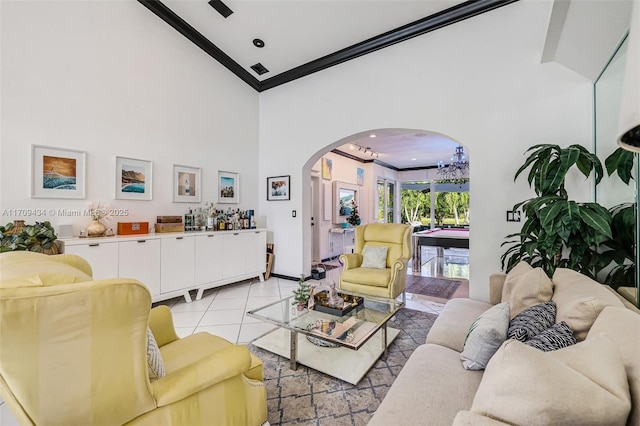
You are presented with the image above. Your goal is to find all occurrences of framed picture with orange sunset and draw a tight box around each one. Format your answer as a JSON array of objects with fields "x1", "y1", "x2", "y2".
[{"x1": 31, "y1": 145, "x2": 86, "y2": 199}]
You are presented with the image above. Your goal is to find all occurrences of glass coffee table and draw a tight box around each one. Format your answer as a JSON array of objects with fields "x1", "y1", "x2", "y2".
[{"x1": 247, "y1": 293, "x2": 402, "y2": 384}]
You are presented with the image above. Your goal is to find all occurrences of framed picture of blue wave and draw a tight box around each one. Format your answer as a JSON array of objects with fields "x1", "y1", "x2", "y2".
[
  {"x1": 31, "y1": 145, "x2": 86, "y2": 199},
  {"x1": 115, "y1": 156, "x2": 152, "y2": 200}
]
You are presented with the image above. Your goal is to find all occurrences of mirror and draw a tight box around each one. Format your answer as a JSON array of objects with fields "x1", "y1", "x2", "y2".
[
  {"x1": 594, "y1": 34, "x2": 638, "y2": 307},
  {"x1": 333, "y1": 181, "x2": 358, "y2": 224}
]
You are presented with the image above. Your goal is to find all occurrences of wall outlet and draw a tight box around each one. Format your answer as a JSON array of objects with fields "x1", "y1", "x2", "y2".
[{"x1": 506, "y1": 211, "x2": 521, "y2": 222}]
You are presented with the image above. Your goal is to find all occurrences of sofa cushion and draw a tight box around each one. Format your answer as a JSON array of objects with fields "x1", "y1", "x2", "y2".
[
  {"x1": 469, "y1": 336, "x2": 631, "y2": 425},
  {"x1": 507, "y1": 300, "x2": 557, "y2": 342},
  {"x1": 588, "y1": 307, "x2": 640, "y2": 426},
  {"x1": 426, "y1": 298, "x2": 493, "y2": 352},
  {"x1": 360, "y1": 246, "x2": 388, "y2": 269},
  {"x1": 552, "y1": 268, "x2": 624, "y2": 340},
  {"x1": 460, "y1": 302, "x2": 510, "y2": 370},
  {"x1": 501, "y1": 262, "x2": 552, "y2": 318},
  {"x1": 523, "y1": 321, "x2": 576, "y2": 352},
  {"x1": 368, "y1": 344, "x2": 484, "y2": 426}
]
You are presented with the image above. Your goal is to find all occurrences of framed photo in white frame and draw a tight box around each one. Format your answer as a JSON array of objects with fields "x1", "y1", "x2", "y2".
[
  {"x1": 218, "y1": 171, "x2": 239, "y2": 204},
  {"x1": 173, "y1": 165, "x2": 201, "y2": 203},
  {"x1": 115, "y1": 156, "x2": 152, "y2": 200},
  {"x1": 31, "y1": 145, "x2": 86, "y2": 199}
]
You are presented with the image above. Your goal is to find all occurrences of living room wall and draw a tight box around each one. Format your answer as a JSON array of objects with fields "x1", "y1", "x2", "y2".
[
  {"x1": 258, "y1": 0, "x2": 594, "y2": 301},
  {"x1": 0, "y1": 1, "x2": 259, "y2": 236}
]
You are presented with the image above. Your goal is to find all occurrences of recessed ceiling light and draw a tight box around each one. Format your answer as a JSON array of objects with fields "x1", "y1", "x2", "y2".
[
  {"x1": 253, "y1": 39, "x2": 265, "y2": 48},
  {"x1": 412, "y1": 158, "x2": 417, "y2": 161},
  {"x1": 369, "y1": 134, "x2": 376, "y2": 138}
]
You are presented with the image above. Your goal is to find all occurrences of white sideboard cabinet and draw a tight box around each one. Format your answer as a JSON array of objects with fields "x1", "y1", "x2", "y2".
[
  {"x1": 60, "y1": 229, "x2": 267, "y2": 303},
  {"x1": 119, "y1": 238, "x2": 161, "y2": 297},
  {"x1": 63, "y1": 240, "x2": 119, "y2": 280}
]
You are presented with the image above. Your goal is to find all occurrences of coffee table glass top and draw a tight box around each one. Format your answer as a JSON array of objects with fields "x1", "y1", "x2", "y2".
[{"x1": 247, "y1": 294, "x2": 402, "y2": 350}]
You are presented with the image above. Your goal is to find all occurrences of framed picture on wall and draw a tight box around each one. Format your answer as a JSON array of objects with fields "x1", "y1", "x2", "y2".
[
  {"x1": 357, "y1": 167, "x2": 364, "y2": 186},
  {"x1": 173, "y1": 164, "x2": 201, "y2": 203},
  {"x1": 31, "y1": 145, "x2": 86, "y2": 199},
  {"x1": 218, "y1": 171, "x2": 239, "y2": 203},
  {"x1": 322, "y1": 158, "x2": 332, "y2": 180},
  {"x1": 115, "y1": 157, "x2": 152, "y2": 200},
  {"x1": 267, "y1": 175, "x2": 290, "y2": 201}
]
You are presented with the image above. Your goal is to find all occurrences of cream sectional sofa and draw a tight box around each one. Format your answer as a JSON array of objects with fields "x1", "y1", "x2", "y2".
[{"x1": 369, "y1": 264, "x2": 640, "y2": 426}]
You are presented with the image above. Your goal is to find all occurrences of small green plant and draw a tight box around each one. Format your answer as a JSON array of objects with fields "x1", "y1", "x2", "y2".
[
  {"x1": 0, "y1": 221, "x2": 58, "y2": 253},
  {"x1": 292, "y1": 274, "x2": 312, "y2": 307},
  {"x1": 346, "y1": 200, "x2": 360, "y2": 226}
]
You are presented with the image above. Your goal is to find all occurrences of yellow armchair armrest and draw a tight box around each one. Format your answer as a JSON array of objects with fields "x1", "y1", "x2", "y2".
[
  {"x1": 149, "y1": 306, "x2": 179, "y2": 347},
  {"x1": 339, "y1": 253, "x2": 362, "y2": 270},
  {"x1": 389, "y1": 257, "x2": 408, "y2": 281},
  {"x1": 150, "y1": 344, "x2": 252, "y2": 406}
]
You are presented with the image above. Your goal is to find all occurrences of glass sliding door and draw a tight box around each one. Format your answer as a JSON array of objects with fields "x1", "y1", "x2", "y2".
[{"x1": 377, "y1": 178, "x2": 396, "y2": 223}]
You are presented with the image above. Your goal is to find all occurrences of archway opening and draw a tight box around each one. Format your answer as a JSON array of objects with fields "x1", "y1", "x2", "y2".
[{"x1": 301, "y1": 128, "x2": 471, "y2": 303}]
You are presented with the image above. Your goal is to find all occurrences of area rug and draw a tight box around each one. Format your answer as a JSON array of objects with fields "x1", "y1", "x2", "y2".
[
  {"x1": 406, "y1": 275, "x2": 461, "y2": 299},
  {"x1": 248, "y1": 308, "x2": 438, "y2": 425}
]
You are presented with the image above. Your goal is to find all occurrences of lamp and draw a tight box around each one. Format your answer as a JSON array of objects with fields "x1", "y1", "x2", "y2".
[
  {"x1": 352, "y1": 143, "x2": 380, "y2": 159},
  {"x1": 437, "y1": 145, "x2": 469, "y2": 181},
  {"x1": 617, "y1": 0, "x2": 640, "y2": 152}
]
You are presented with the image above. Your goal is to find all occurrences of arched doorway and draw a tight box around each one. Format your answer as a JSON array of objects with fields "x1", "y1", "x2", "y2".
[{"x1": 301, "y1": 128, "x2": 470, "y2": 299}]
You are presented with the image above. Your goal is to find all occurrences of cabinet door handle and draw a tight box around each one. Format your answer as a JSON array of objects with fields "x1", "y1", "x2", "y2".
[
  {"x1": 233, "y1": 233, "x2": 239, "y2": 236},
  {"x1": 89, "y1": 243, "x2": 100, "y2": 247},
  {"x1": 176, "y1": 237, "x2": 183, "y2": 240},
  {"x1": 208, "y1": 234, "x2": 214, "y2": 238},
  {"x1": 255, "y1": 231, "x2": 260, "y2": 234},
  {"x1": 137, "y1": 240, "x2": 146, "y2": 243}
]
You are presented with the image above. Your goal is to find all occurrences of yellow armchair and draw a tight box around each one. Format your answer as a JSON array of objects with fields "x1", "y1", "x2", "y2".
[
  {"x1": 338, "y1": 223, "x2": 412, "y2": 301},
  {"x1": 0, "y1": 251, "x2": 267, "y2": 426}
]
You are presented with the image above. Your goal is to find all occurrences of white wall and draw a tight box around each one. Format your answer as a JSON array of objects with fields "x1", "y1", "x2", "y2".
[
  {"x1": 1, "y1": 1, "x2": 259, "y2": 236},
  {"x1": 258, "y1": 0, "x2": 594, "y2": 301},
  {"x1": 310, "y1": 152, "x2": 378, "y2": 261}
]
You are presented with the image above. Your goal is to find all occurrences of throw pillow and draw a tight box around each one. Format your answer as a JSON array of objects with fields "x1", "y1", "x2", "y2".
[
  {"x1": 360, "y1": 246, "x2": 388, "y2": 269},
  {"x1": 469, "y1": 336, "x2": 631, "y2": 425},
  {"x1": 523, "y1": 321, "x2": 577, "y2": 352},
  {"x1": 460, "y1": 302, "x2": 510, "y2": 370},
  {"x1": 507, "y1": 300, "x2": 557, "y2": 342},
  {"x1": 501, "y1": 263, "x2": 553, "y2": 319},
  {"x1": 147, "y1": 328, "x2": 166, "y2": 381}
]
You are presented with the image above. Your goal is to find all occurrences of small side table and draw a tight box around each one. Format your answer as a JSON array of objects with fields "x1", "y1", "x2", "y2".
[{"x1": 329, "y1": 228, "x2": 355, "y2": 255}]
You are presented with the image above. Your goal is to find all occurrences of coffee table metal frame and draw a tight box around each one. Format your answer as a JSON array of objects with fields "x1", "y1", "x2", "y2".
[{"x1": 247, "y1": 292, "x2": 402, "y2": 370}]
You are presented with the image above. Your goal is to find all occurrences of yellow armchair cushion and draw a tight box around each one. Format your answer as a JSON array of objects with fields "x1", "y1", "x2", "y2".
[
  {"x1": 152, "y1": 344, "x2": 252, "y2": 406},
  {"x1": 0, "y1": 252, "x2": 93, "y2": 288},
  {"x1": 341, "y1": 267, "x2": 391, "y2": 287}
]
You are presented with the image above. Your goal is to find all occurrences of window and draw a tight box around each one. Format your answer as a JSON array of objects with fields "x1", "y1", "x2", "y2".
[{"x1": 377, "y1": 178, "x2": 396, "y2": 223}]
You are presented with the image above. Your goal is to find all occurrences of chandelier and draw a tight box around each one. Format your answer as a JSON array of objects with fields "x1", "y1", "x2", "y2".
[{"x1": 437, "y1": 146, "x2": 469, "y2": 181}]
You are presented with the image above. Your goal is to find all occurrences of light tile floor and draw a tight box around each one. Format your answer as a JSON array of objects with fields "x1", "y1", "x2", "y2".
[{"x1": 0, "y1": 248, "x2": 468, "y2": 423}]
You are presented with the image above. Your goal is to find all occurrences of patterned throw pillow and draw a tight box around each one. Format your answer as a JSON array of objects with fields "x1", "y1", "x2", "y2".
[
  {"x1": 147, "y1": 328, "x2": 166, "y2": 381},
  {"x1": 361, "y1": 246, "x2": 388, "y2": 269},
  {"x1": 508, "y1": 301, "x2": 557, "y2": 342},
  {"x1": 524, "y1": 321, "x2": 577, "y2": 352}
]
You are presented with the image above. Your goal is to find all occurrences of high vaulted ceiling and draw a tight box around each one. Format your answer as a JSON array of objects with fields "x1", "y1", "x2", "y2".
[
  {"x1": 139, "y1": 0, "x2": 517, "y2": 92},
  {"x1": 137, "y1": 0, "x2": 631, "y2": 170}
]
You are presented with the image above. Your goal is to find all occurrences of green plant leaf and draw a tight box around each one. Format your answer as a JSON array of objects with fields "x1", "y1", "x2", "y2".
[
  {"x1": 605, "y1": 148, "x2": 635, "y2": 184},
  {"x1": 580, "y1": 206, "x2": 612, "y2": 239}
]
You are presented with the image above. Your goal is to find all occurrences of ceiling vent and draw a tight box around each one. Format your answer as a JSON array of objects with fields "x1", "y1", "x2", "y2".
[
  {"x1": 208, "y1": 0, "x2": 233, "y2": 18},
  {"x1": 250, "y1": 63, "x2": 269, "y2": 75}
]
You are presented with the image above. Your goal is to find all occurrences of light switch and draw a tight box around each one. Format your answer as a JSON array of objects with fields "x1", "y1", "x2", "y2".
[{"x1": 292, "y1": 210, "x2": 297, "y2": 217}]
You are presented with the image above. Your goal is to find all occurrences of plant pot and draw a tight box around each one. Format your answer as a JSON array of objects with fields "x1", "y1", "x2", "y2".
[
  {"x1": 86, "y1": 220, "x2": 107, "y2": 238},
  {"x1": 296, "y1": 302, "x2": 307, "y2": 312}
]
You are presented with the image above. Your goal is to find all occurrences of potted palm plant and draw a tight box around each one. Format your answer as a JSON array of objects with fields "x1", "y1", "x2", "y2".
[{"x1": 501, "y1": 144, "x2": 612, "y2": 278}]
